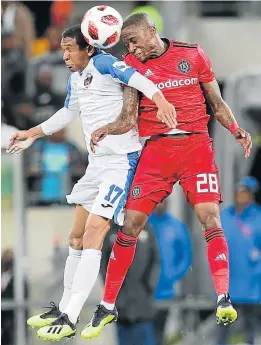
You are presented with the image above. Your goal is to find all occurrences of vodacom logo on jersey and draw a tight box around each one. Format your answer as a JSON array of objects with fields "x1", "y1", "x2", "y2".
[{"x1": 156, "y1": 78, "x2": 199, "y2": 90}]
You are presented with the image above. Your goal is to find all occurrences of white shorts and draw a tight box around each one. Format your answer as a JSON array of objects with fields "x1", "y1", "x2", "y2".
[{"x1": 66, "y1": 151, "x2": 139, "y2": 225}]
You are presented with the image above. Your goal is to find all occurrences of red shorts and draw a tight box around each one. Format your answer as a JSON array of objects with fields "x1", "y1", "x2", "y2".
[{"x1": 126, "y1": 133, "x2": 222, "y2": 215}]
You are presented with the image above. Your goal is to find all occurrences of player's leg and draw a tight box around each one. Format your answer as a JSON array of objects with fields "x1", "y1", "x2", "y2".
[
  {"x1": 83, "y1": 142, "x2": 173, "y2": 339},
  {"x1": 193, "y1": 202, "x2": 237, "y2": 324},
  {"x1": 100, "y1": 142, "x2": 172, "y2": 312},
  {"x1": 179, "y1": 134, "x2": 237, "y2": 325},
  {"x1": 38, "y1": 153, "x2": 139, "y2": 341},
  {"x1": 37, "y1": 213, "x2": 111, "y2": 341},
  {"x1": 81, "y1": 208, "x2": 148, "y2": 340},
  {"x1": 59, "y1": 205, "x2": 89, "y2": 312},
  {"x1": 27, "y1": 205, "x2": 88, "y2": 328}
]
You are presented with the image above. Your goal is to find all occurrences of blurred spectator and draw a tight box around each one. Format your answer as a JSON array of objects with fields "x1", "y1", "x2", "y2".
[
  {"x1": 100, "y1": 222, "x2": 160, "y2": 345},
  {"x1": 32, "y1": 24, "x2": 63, "y2": 57},
  {"x1": 12, "y1": 95, "x2": 35, "y2": 130},
  {"x1": 1, "y1": 95, "x2": 17, "y2": 129},
  {"x1": 27, "y1": 25, "x2": 69, "y2": 98},
  {"x1": 1, "y1": 31, "x2": 27, "y2": 103},
  {"x1": 1, "y1": 249, "x2": 29, "y2": 345},
  {"x1": 32, "y1": 64, "x2": 64, "y2": 125},
  {"x1": 1, "y1": 1, "x2": 36, "y2": 59},
  {"x1": 218, "y1": 176, "x2": 261, "y2": 345},
  {"x1": 25, "y1": 129, "x2": 86, "y2": 206},
  {"x1": 149, "y1": 200, "x2": 192, "y2": 345},
  {"x1": 50, "y1": 0, "x2": 73, "y2": 31}
]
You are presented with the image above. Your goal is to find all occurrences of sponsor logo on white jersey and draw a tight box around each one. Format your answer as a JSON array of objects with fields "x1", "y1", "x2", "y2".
[{"x1": 156, "y1": 78, "x2": 198, "y2": 90}]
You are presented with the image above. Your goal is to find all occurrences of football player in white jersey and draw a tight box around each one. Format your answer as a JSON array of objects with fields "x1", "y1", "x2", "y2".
[{"x1": 7, "y1": 25, "x2": 176, "y2": 341}]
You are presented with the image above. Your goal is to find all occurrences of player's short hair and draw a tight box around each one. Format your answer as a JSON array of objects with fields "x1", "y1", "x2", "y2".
[
  {"x1": 62, "y1": 24, "x2": 92, "y2": 51},
  {"x1": 122, "y1": 12, "x2": 156, "y2": 30}
]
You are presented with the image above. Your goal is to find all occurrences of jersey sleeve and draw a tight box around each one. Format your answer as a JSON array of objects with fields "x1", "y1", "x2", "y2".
[
  {"x1": 93, "y1": 53, "x2": 136, "y2": 85},
  {"x1": 64, "y1": 74, "x2": 79, "y2": 111},
  {"x1": 197, "y1": 45, "x2": 215, "y2": 83}
]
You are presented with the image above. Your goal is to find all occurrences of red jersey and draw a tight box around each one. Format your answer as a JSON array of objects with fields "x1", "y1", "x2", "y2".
[{"x1": 123, "y1": 40, "x2": 215, "y2": 137}]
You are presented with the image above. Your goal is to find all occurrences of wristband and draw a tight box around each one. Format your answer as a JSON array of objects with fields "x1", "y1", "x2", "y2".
[{"x1": 229, "y1": 122, "x2": 239, "y2": 134}]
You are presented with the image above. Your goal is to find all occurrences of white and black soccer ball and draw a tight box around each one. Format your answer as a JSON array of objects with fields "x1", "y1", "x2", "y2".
[{"x1": 81, "y1": 5, "x2": 123, "y2": 49}]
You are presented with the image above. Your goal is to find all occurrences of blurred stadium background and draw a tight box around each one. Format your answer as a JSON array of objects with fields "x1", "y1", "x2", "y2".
[{"x1": 1, "y1": 1, "x2": 261, "y2": 345}]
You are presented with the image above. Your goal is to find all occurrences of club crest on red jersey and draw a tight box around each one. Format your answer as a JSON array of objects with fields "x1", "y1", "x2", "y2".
[
  {"x1": 84, "y1": 73, "x2": 93, "y2": 88},
  {"x1": 132, "y1": 186, "x2": 141, "y2": 198},
  {"x1": 178, "y1": 60, "x2": 190, "y2": 74}
]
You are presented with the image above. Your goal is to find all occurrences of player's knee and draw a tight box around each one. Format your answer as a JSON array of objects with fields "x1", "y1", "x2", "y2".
[
  {"x1": 198, "y1": 211, "x2": 221, "y2": 231},
  {"x1": 68, "y1": 231, "x2": 83, "y2": 250},
  {"x1": 83, "y1": 223, "x2": 110, "y2": 249},
  {"x1": 122, "y1": 214, "x2": 145, "y2": 238}
]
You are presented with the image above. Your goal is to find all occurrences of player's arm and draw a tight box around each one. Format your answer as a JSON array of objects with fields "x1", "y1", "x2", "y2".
[
  {"x1": 90, "y1": 86, "x2": 138, "y2": 152},
  {"x1": 7, "y1": 107, "x2": 78, "y2": 154},
  {"x1": 197, "y1": 45, "x2": 252, "y2": 158},
  {"x1": 7, "y1": 75, "x2": 79, "y2": 154},
  {"x1": 201, "y1": 79, "x2": 252, "y2": 158},
  {"x1": 93, "y1": 54, "x2": 177, "y2": 128},
  {"x1": 106, "y1": 86, "x2": 138, "y2": 134}
]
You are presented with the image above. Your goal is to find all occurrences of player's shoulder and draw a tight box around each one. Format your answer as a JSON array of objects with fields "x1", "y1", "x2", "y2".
[
  {"x1": 171, "y1": 40, "x2": 198, "y2": 49},
  {"x1": 92, "y1": 50, "x2": 117, "y2": 67}
]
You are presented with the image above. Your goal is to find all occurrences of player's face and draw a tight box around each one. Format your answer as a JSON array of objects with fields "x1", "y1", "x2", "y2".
[
  {"x1": 61, "y1": 37, "x2": 90, "y2": 72},
  {"x1": 121, "y1": 25, "x2": 156, "y2": 63}
]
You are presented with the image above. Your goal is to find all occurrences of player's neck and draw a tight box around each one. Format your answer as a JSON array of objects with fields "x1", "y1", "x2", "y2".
[{"x1": 147, "y1": 37, "x2": 168, "y2": 59}]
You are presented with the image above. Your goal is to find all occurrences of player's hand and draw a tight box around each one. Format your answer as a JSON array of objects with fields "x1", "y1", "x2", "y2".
[
  {"x1": 156, "y1": 100, "x2": 177, "y2": 128},
  {"x1": 6, "y1": 130, "x2": 35, "y2": 154},
  {"x1": 90, "y1": 125, "x2": 109, "y2": 153},
  {"x1": 233, "y1": 127, "x2": 252, "y2": 158},
  {"x1": 153, "y1": 92, "x2": 177, "y2": 128}
]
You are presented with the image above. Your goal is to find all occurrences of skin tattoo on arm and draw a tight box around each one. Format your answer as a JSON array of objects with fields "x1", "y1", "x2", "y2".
[
  {"x1": 201, "y1": 79, "x2": 237, "y2": 130},
  {"x1": 107, "y1": 86, "x2": 139, "y2": 135}
]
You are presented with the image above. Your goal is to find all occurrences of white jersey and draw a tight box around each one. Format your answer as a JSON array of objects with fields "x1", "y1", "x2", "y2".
[{"x1": 64, "y1": 51, "x2": 142, "y2": 155}]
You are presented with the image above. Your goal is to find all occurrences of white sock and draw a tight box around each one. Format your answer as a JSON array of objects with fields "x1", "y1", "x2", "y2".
[
  {"x1": 59, "y1": 247, "x2": 82, "y2": 313},
  {"x1": 100, "y1": 301, "x2": 115, "y2": 311},
  {"x1": 64, "y1": 249, "x2": 101, "y2": 324},
  {"x1": 217, "y1": 294, "x2": 226, "y2": 303}
]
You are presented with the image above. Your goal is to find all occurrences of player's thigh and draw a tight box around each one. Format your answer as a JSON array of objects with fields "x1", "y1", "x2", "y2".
[
  {"x1": 91, "y1": 169, "x2": 130, "y2": 226},
  {"x1": 127, "y1": 142, "x2": 173, "y2": 216},
  {"x1": 66, "y1": 165, "x2": 99, "y2": 213},
  {"x1": 83, "y1": 213, "x2": 111, "y2": 250},
  {"x1": 91, "y1": 153, "x2": 139, "y2": 226},
  {"x1": 180, "y1": 138, "x2": 222, "y2": 208},
  {"x1": 69, "y1": 205, "x2": 90, "y2": 249}
]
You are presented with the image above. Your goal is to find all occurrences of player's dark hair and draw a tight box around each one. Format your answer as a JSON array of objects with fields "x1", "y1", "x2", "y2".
[
  {"x1": 62, "y1": 24, "x2": 95, "y2": 52},
  {"x1": 122, "y1": 12, "x2": 155, "y2": 30}
]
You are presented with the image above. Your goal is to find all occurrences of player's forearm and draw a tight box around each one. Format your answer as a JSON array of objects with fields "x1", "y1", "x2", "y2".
[
  {"x1": 212, "y1": 101, "x2": 238, "y2": 131},
  {"x1": 40, "y1": 107, "x2": 78, "y2": 135},
  {"x1": 28, "y1": 126, "x2": 46, "y2": 140},
  {"x1": 107, "y1": 87, "x2": 139, "y2": 135},
  {"x1": 202, "y1": 80, "x2": 238, "y2": 132}
]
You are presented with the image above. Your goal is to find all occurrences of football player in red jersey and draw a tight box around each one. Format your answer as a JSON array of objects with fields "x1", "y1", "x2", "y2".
[{"x1": 84, "y1": 13, "x2": 252, "y2": 338}]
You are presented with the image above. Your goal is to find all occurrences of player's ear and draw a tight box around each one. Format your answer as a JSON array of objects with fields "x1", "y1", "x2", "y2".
[
  {"x1": 149, "y1": 25, "x2": 156, "y2": 38},
  {"x1": 86, "y1": 45, "x2": 95, "y2": 57}
]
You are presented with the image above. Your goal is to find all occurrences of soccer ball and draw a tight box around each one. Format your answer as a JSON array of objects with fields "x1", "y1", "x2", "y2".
[{"x1": 81, "y1": 5, "x2": 123, "y2": 49}]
